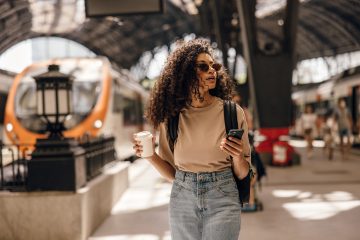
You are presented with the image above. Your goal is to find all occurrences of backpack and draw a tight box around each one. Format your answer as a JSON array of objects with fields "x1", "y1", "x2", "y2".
[{"x1": 167, "y1": 100, "x2": 252, "y2": 206}]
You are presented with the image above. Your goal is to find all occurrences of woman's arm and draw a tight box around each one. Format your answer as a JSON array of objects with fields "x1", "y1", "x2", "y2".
[
  {"x1": 133, "y1": 136, "x2": 176, "y2": 182},
  {"x1": 145, "y1": 153, "x2": 176, "y2": 182}
]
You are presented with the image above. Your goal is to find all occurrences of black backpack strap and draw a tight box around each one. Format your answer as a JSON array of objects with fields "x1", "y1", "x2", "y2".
[
  {"x1": 230, "y1": 101, "x2": 238, "y2": 130},
  {"x1": 224, "y1": 100, "x2": 252, "y2": 206},
  {"x1": 167, "y1": 114, "x2": 179, "y2": 152},
  {"x1": 223, "y1": 100, "x2": 238, "y2": 132}
]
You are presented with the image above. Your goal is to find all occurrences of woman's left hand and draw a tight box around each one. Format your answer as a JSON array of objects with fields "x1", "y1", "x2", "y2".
[
  {"x1": 220, "y1": 136, "x2": 250, "y2": 179},
  {"x1": 220, "y1": 137, "x2": 243, "y2": 159}
]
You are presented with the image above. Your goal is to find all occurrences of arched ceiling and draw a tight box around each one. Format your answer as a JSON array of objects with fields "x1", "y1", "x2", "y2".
[
  {"x1": 258, "y1": 0, "x2": 360, "y2": 60},
  {"x1": 0, "y1": 0, "x2": 199, "y2": 70},
  {"x1": 199, "y1": 0, "x2": 360, "y2": 61},
  {"x1": 0, "y1": 0, "x2": 359, "y2": 70}
]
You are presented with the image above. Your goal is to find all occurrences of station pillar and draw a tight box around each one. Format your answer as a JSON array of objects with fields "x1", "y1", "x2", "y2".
[{"x1": 236, "y1": 0, "x2": 300, "y2": 164}]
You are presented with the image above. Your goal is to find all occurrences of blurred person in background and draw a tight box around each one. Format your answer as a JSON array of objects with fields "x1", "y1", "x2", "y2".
[
  {"x1": 322, "y1": 110, "x2": 336, "y2": 160},
  {"x1": 335, "y1": 99, "x2": 353, "y2": 160},
  {"x1": 300, "y1": 105, "x2": 317, "y2": 158}
]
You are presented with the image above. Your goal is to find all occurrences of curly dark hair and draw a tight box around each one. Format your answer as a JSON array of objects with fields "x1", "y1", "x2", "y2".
[{"x1": 145, "y1": 38, "x2": 234, "y2": 129}]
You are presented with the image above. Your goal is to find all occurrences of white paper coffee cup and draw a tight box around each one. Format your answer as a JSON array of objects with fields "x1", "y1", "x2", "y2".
[{"x1": 134, "y1": 131, "x2": 154, "y2": 158}]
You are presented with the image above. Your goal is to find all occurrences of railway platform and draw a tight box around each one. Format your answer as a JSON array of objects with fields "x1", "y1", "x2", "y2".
[{"x1": 89, "y1": 140, "x2": 360, "y2": 240}]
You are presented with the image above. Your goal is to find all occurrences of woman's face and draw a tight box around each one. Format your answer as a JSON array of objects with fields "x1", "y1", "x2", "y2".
[{"x1": 195, "y1": 53, "x2": 219, "y2": 92}]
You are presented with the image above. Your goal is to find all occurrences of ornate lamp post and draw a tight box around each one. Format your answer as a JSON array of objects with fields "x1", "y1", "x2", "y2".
[
  {"x1": 27, "y1": 64, "x2": 86, "y2": 191},
  {"x1": 35, "y1": 64, "x2": 72, "y2": 138}
]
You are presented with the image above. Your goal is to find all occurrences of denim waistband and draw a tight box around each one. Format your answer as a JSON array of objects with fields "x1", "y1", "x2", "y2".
[{"x1": 175, "y1": 168, "x2": 234, "y2": 182}]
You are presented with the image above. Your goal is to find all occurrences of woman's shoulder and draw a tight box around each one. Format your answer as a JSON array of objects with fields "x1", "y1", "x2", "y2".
[{"x1": 214, "y1": 97, "x2": 225, "y2": 105}]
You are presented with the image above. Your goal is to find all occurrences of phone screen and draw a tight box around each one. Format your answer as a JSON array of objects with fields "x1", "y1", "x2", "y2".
[{"x1": 227, "y1": 129, "x2": 244, "y2": 139}]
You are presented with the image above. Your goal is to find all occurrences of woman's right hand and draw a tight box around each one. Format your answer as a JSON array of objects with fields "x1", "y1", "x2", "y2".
[
  {"x1": 132, "y1": 135, "x2": 143, "y2": 158},
  {"x1": 132, "y1": 134, "x2": 156, "y2": 158}
]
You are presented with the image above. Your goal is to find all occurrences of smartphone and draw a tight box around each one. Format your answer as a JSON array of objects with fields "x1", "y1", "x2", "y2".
[{"x1": 227, "y1": 129, "x2": 244, "y2": 140}]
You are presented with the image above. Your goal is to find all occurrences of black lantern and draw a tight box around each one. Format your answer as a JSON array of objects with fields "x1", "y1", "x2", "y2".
[
  {"x1": 35, "y1": 64, "x2": 72, "y2": 138},
  {"x1": 27, "y1": 64, "x2": 86, "y2": 191}
]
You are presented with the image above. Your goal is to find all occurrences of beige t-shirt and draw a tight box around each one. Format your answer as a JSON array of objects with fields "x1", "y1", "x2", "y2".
[{"x1": 158, "y1": 97, "x2": 251, "y2": 173}]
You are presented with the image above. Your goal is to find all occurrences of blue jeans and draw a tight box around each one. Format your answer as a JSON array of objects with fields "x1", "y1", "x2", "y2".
[{"x1": 169, "y1": 168, "x2": 241, "y2": 240}]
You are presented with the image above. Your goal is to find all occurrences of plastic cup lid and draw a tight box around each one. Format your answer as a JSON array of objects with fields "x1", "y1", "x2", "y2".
[{"x1": 135, "y1": 131, "x2": 152, "y2": 138}]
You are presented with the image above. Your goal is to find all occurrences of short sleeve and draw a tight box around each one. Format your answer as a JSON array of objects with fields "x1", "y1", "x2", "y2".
[
  {"x1": 236, "y1": 105, "x2": 251, "y2": 164},
  {"x1": 158, "y1": 122, "x2": 176, "y2": 168}
]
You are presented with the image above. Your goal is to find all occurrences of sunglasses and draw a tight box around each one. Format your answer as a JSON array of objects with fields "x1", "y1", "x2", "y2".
[{"x1": 196, "y1": 62, "x2": 222, "y2": 72}]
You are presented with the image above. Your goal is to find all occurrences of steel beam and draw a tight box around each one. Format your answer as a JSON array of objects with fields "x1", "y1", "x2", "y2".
[
  {"x1": 236, "y1": 0, "x2": 300, "y2": 128},
  {"x1": 209, "y1": 0, "x2": 228, "y2": 70}
]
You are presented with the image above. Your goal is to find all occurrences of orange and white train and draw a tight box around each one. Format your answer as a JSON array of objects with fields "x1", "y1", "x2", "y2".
[{"x1": 3, "y1": 57, "x2": 149, "y2": 160}]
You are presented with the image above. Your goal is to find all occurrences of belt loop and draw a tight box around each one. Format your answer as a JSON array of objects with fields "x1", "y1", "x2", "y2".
[
  {"x1": 180, "y1": 171, "x2": 185, "y2": 182},
  {"x1": 176, "y1": 170, "x2": 184, "y2": 182},
  {"x1": 212, "y1": 172, "x2": 216, "y2": 182}
]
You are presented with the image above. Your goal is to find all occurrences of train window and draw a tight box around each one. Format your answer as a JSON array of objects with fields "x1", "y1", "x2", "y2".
[
  {"x1": 15, "y1": 82, "x2": 37, "y2": 117},
  {"x1": 14, "y1": 81, "x2": 47, "y2": 133},
  {"x1": 122, "y1": 97, "x2": 143, "y2": 125},
  {"x1": 10, "y1": 58, "x2": 106, "y2": 134},
  {"x1": 72, "y1": 81, "x2": 100, "y2": 114},
  {"x1": 14, "y1": 80, "x2": 101, "y2": 132},
  {"x1": 113, "y1": 92, "x2": 124, "y2": 113},
  {"x1": 63, "y1": 81, "x2": 101, "y2": 129}
]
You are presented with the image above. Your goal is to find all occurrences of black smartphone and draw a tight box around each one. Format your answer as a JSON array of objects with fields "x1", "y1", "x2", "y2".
[{"x1": 227, "y1": 129, "x2": 244, "y2": 140}]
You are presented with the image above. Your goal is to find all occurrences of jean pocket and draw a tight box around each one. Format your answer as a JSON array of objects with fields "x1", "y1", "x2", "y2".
[
  {"x1": 170, "y1": 181, "x2": 184, "y2": 198},
  {"x1": 215, "y1": 179, "x2": 238, "y2": 197}
]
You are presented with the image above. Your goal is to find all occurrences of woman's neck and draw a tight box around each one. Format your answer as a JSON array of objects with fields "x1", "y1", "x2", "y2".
[{"x1": 190, "y1": 94, "x2": 215, "y2": 108}]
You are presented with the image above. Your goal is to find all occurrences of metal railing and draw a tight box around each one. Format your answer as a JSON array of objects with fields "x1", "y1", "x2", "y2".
[
  {"x1": 0, "y1": 136, "x2": 117, "y2": 191},
  {"x1": 0, "y1": 142, "x2": 32, "y2": 191},
  {"x1": 79, "y1": 136, "x2": 116, "y2": 180}
]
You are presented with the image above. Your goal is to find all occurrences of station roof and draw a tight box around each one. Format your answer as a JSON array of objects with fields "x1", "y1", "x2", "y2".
[{"x1": 0, "y1": 0, "x2": 359, "y2": 70}]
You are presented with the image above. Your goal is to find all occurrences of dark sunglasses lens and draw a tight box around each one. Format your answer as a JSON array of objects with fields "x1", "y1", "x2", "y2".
[
  {"x1": 197, "y1": 63, "x2": 209, "y2": 72},
  {"x1": 197, "y1": 63, "x2": 222, "y2": 72},
  {"x1": 212, "y1": 63, "x2": 222, "y2": 71}
]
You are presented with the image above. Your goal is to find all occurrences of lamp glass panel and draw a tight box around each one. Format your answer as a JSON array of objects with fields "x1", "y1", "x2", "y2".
[
  {"x1": 44, "y1": 89, "x2": 56, "y2": 122},
  {"x1": 58, "y1": 89, "x2": 69, "y2": 114},
  {"x1": 67, "y1": 90, "x2": 73, "y2": 114},
  {"x1": 37, "y1": 90, "x2": 43, "y2": 115}
]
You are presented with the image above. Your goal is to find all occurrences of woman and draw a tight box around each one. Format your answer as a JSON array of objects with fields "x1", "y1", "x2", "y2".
[
  {"x1": 301, "y1": 105, "x2": 317, "y2": 158},
  {"x1": 335, "y1": 99, "x2": 353, "y2": 160},
  {"x1": 133, "y1": 39, "x2": 251, "y2": 239}
]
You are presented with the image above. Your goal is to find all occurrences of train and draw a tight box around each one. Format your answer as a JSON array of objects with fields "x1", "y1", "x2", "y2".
[
  {"x1": 0, "y1": 69, "x2": 15, "y2": 140},
  {"x1": 291, "y1": 66, "x2": 360, "y2": 138},
  {"x1": 3, "y1": 57, "x2": 150, "y2": 161}
]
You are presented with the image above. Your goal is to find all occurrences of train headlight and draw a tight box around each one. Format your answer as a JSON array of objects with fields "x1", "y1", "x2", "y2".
[
  {"x1": 94, "y1": 120, "x2": 103, "y2": 129},
  {"x1": 6, "y1": 123, "x2": 13, "y2": 132}
]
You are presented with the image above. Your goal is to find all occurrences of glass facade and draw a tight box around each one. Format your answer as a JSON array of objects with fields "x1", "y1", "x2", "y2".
[{"x1": 0, "y1": 37, "x2": 95, "y2": 73}]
